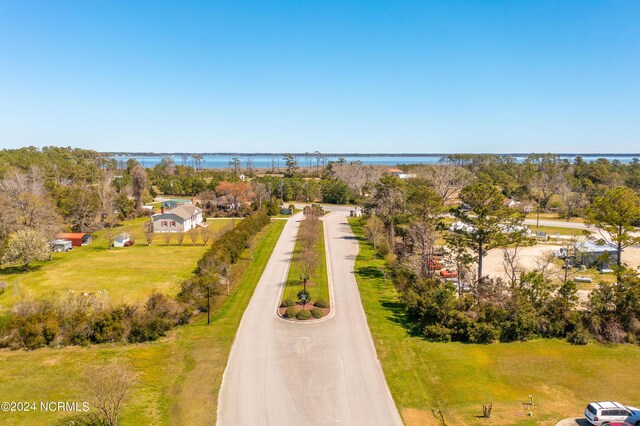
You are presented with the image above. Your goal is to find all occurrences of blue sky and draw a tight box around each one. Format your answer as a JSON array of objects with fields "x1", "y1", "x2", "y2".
[{"x1": 0, "y1": 1, "x2": 638, "y2": 153}]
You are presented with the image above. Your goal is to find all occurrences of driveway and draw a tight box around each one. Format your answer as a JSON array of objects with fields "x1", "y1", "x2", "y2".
[{"x1": 216, "y1": 210, "x2": 402, "y2": 425}]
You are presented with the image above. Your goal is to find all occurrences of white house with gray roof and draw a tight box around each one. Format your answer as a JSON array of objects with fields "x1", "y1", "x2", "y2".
[{"x1": 152, "y1": 205, "x2": 204, "y2": 233}]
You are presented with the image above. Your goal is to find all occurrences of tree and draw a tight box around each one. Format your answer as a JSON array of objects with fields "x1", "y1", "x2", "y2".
[
  {"x1": 188, "y1": 228, "x2": 200, "y2": 245},
  {"x1": 131, "y1": 165, "x2": 147, "y2": 209},
  {"x1": 320, "y1": 179, "x2": 349, "y2": 204},
  {"x1": 405, "y1": 183, "x2": 445, "y2": 277},
  {"x1": 369, "y1": 175, "x2": 406, "y2": 252},
  {"x1": 82, "y1": 360, "x2": 138, "y2": 426},
  {"x1": 363, "y1": 215, "x2": 386, "y2": 259},
  {"x1": 283, "y1": 154, "x2": 299, "y2": 177},
  {"x1": 0, "y1": 167, "x2": 62, "y2": 238},
  {"x1": 447, "y1": 182, "x2": 528, "y2": 286},
  {"x1": 228, "y1": 157, "x2": 241, "y2": 174},
  {"x1": 331, "y1": 161, "x2": 383, "y2": 200},
  {"x1": 215, "y1": 181, "x2": 254, "y2": 210},
  {"x1": 530, "y1": 171, "x2": 563, "y2": 210},
  {"x1": 420, "y1": 164, "x2": 470, "y2": 204},
  {"x1": 587, "y1": 186, "x2": 640, "y2": 268},
  {"x1": 2, "y1": 229, "x2": 50, "y2": 269}
]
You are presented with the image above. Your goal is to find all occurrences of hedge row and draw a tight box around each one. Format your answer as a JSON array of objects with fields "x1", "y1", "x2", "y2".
[{"x1": 178, "y1": 211, "x2": 271, "y2": 311}]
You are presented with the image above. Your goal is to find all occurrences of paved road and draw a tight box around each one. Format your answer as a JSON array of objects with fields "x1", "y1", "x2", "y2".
[
  {"x1": 217, "y1": 210, "x2": 402, "y2": 426},
  {"x1": 523, "y1": 218, "x2": 592, "y2": 230}
]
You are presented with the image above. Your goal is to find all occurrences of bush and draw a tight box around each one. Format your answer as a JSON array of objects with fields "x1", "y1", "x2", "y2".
[
  {"x1": 283, "y1": 307, "x2": 298, "y2": 318},
  {"x1": 567, "y1": 325, "x2": 590, "y2": 345},
  {"x1": 314, "y1": 299, "x2": 329, "y2": 309},
  {"x1": 280, "y1": 299, "x2": 295, "y2": 308},
  {"x1": 295, "y1": 310, "x2": 312, "y2": 320},
  {"x1": 310, "y1": 308, "x2": 323, "y2": 319},
  {"x1": 423, "y1": 324, "x2": 452, "y2": 342}
]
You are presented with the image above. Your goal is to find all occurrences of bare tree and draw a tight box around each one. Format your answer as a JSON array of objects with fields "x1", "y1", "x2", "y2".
[
  {"x1": 331, "y1": 162, "x2": 383, "y2": 199},
  {"x1": 176, "y1": 232, "x2": 185, "y2": 246},
  {"x1": 82, "y1": 360, "x2": 138, "y2": 426},
  {"x1": 145, "y1": 231, "x2": 155, "y2": 245},
  {"x1": 201, "y1": 227, "x2": 213, "y2": 245},
  {"x1": 530, "y1": 172, "x2": 563, "y2": 210},
  {"x1": 535, "y1": 249, "x2": 557, "y2": 280},
  {"x1": 188, "y1": 228, "x2": 200, "y2": 245},
  {"x1": 418, "y1": 164, "x2": 470, "y2": 204},
  {"x1": 363, "y1": 214, "x2": 386, "y2": 259},
  {"x1": 0, "y1": 167, "x2": 62, "y2": 239},
  {"x1": 501, "y1": 246, "x2": 524, "y2": 287},
  {"x1": 162, "y1": 233, "x2": 172, "y2": 246}
]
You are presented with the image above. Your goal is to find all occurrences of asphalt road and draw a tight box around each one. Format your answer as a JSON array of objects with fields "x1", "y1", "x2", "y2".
[{"x1": 217, "y1": 210, "x2": 402, "y2": 426}]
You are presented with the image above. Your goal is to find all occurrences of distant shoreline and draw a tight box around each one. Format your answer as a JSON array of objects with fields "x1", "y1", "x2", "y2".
[{"x1": 105, "y1": 152, "x2": 640, "y2": 157}]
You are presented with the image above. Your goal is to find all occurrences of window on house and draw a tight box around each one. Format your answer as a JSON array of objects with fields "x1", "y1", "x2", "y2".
[{"x1": 172, "y1": 221, "x2": 176, "y2": 226}]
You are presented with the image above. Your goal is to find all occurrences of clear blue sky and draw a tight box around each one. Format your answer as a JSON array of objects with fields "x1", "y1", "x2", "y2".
[{"x1": 0, "y1": 1, "x2": 638, "y2": 153}]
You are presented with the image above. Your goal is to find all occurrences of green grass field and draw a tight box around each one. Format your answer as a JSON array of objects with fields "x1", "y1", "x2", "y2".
[
  {"x1": 0, "y1": 219, "x2": 285, "y2": 426},
  {"x1": 530, "y1": 225, "x2": 589, "y2": 237},
  {"x1": 281, "y1": 220, "x2": 329, "y2": 304},
  {"x1": 349, "y1": 218, "x2": 640, "y2": 426},
  {"x1": 0, "y1": 218, "x2": 236, "y2": 310}
]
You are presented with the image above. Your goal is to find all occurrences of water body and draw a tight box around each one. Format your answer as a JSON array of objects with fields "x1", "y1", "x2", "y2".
[{"x1": 108, "y1": 153, "x2": 640, "y2": 169}]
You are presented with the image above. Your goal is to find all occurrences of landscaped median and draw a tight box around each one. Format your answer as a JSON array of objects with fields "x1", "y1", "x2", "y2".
[{"x1": 278, "y1": 206, "x2": 330, "y2": 320}]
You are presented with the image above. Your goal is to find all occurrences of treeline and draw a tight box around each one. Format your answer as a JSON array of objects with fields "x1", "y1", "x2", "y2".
[
  {"x1": 177, "y1": 211, "x2": 271, "y2": 310},
  {"x1": 0, "y1": 290, "x2": 191, "y2": 350},
  {"x1": 359, "y1": 171, "x2": 640, "y2": 345},
  {"x1": 0, "y1": 212, "x2": 271, "y2": 350},
  {"x1": 395, "y1": 268, "x2": 640, "y2": 345}
]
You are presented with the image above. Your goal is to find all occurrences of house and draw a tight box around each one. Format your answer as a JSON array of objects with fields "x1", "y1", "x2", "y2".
[
  {"x1": 387, "y1": 167, "x2": 416, "y2": 179},
  {"x1": 161, "y1": 199, "x2": 192, "y2": 210},
  {"x1": 51, "y1": 239, "x2": 73, "y2": 252},
  {"x1": 574, "y1": 241, "x2": 619, "y2": 269},
  {"x1": 113, "y1": 232, "x2": 132, "y2": 248},
  {"x1": 503, "y1": 198, "x2": 521, "y2": 209},
  {"x1": 55, "y1": 233, "x2": 92, "y2": 247},
  {"x1": 152, "y1": 205, "x2": 204, "y2": 233}
]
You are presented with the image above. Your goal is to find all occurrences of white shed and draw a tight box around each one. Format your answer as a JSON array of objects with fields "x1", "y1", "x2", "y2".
[{"x1": 113, "y1": 233, "x2": 132, "y2": 248}]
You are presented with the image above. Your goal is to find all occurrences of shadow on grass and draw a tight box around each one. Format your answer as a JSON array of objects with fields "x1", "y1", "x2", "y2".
[
  {"x1": 0, "y1": 265, "x2": 41, "y2": 275},
  {"x1": 356, "y1": 265, "x2": 422, "y2": 337}
]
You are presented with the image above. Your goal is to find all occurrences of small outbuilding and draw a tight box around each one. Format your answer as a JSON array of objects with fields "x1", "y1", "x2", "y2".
[
  {"x1": 574, "y1": 241, "x2": 619, "y2": 269},
  {"x1": 113, "y1": 233, "x2": 132, "y2": 248},
  {"x1": 51, "y1": 239, "x2": 73, "y2": 252},
  {"x1": 55, "y1": 233, "x2": 92, "y2": 247}
]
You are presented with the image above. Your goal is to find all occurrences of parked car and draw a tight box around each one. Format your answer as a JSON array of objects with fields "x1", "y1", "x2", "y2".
[{"x1": 584, "y1": 402, "x2": 640, "y2": 425}]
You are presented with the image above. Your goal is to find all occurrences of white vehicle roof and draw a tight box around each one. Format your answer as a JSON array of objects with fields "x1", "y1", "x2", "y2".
[{"x1": 591, "y1": 401, "x2": 626, "y2": 409}]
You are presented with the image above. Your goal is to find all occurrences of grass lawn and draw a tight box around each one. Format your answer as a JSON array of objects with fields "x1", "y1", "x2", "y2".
[
  {"x1": 349, "y1": 217, "x2": 640, "y2": 426},
  {"x1": 529, "y1": 225, "x2": 590, "y2": 237},
  {"x1": 526, "y1": 212, "x2": 586, "y2": 223},
  {"x1": 281, "y1": 220, "x2": 329, "y2": 304},
  {"x1": 0, "y1": 219, "x2": 286, "y2": 426},
  {"x1": 0, "y1": 218, "x2": 235, "y2": 310}
]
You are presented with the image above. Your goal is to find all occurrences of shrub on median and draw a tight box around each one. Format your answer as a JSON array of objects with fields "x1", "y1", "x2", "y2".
[
  {"x1": 295, "y1": 310, "x2": 312, "y2": 320},
  {"x1": 280, "y1": 299, "x2": 295, "y2": 308},
  {"x1": 310, "y1": 308, "x2": 324, "y2": 319},
  {"x1": 283, "y1": 307, "x2": 298, "y2": 318},
  {"x1": 314, "y1": 299, "x2": 329, "y2": 309}
]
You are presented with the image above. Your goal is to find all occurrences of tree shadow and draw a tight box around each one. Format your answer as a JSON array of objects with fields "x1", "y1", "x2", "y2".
[
  {"x1": 380, "y1": 300, "x2": 422, "y2": 337},
  {"x1": 356, "y1": 266, "x2": 384, "y2": 279},
  {"x1": 0, "y1": 265, "x2": 41, "y2": 275}
]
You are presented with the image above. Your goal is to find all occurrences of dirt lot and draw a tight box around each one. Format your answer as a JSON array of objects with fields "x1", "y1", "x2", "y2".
[{"x1": 484, "y1": 244, "x2": 640, "y2": 281}]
